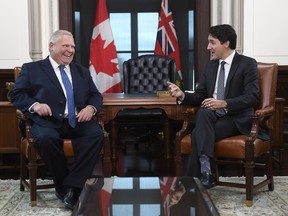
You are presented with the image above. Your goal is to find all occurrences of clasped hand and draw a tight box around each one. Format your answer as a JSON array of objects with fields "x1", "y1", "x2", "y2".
[{"x1": 32, "y1": 103, "x2": 94, "y2": 122}]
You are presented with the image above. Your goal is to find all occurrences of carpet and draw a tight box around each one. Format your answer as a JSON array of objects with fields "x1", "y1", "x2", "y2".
[
  {"x1": 0, "y1": 177, "x2": 288, "y2": 216},
  {"x1": 208, "y1": 176, "x2": 288, "y2": 216}
]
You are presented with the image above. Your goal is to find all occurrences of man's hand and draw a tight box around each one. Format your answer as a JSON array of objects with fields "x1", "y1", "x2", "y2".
[
  {"x1": 202, "y1": 98, "x2": 227, "y2": 110},
  {"x1": 76, "y1": 105, "x2": 95, "y2": 122},
  {"x1": 168, "y1": 183, "x2": 186, "y2": 207},
  {"x1": 167, "y1": 81, "x2": 185, "y2": 101},
  {"x1": 31, "y1": 103, "x2": 52, "y2": 116}
]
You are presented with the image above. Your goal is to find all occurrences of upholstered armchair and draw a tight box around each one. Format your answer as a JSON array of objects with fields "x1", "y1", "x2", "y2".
[{"x1": 174, "y1": 62, "x2": 278, "y2": 206}]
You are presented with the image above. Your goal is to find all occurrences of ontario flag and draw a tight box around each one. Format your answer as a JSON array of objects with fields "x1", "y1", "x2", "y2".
[
  {"x1": 159, "y1": 177, "x2": 177, "y2": 216},
  {"x1": 89, "y1": 0, "x2": 122, "y2": 93},
  {"x1": 154, "y1": 0, "x2": 184, "y2": 90}
]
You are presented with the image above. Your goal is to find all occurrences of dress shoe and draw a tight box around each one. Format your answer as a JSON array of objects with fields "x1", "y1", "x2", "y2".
[
  {"x1": 55, "y1": 190, "x2": 65, "y2": 201},
  {"x1": 200, "y1": 172, "x2": 216, "y2": 189},
  {"x1": 63, "y1": 187, "x2": 81, "y2": 210}
]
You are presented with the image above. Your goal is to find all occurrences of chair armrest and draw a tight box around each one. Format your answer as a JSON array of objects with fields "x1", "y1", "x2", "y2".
[
  {"x1": 16, "y1": 109, "x2": 27, "y2": 121},
  {"x1": 246, "y1": 105, "x2": 275, "y2": 143},
  {"x1": 254, "y1": 106, "x2": 275, "y2": 130},
  {"x1": 174, "y1": 107, "x2": 198, "y2": 161},
  {"x1": 175, "y1": 107, "x2": 198, "y2": 141},
  {"x1": 254, "y1": 106, "x2": 274, "y2": 118}
]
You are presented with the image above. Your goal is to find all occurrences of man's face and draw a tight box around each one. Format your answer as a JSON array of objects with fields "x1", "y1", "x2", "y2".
[
  {"x1": 49, "y1": 34, "x2": 75, "y2": 65},
  {"x1": 207, "y1": 35, "x2": 228, "y2": 60}
]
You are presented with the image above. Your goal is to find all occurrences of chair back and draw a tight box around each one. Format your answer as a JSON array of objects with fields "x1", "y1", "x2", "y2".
[
  {"x1": 14, "y1": 66, "x2": 22, "y2": 80},
  {"x1": 123, "y1": 54, "x2": 176, "y2": 93},
  {"x1": 256, "y1": 62, "x2": 278, "y2": 129}
]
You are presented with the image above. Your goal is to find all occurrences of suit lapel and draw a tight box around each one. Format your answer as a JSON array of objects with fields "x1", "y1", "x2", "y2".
[
  {"x1": 69, "y1": 63, "x2": 78, "y2": 93},
  {"x1": 41, "y1": 57, "x2": 65, "y2": 95},
  {"x1": 224, "y1": 52, "x2": 241, "y2": 97},
  {"x1": 209, "y1": 60, "x2": 219, "y2": 96}
]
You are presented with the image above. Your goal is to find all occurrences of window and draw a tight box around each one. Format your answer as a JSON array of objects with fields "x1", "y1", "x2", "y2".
[
  {"x1": 73, "y1": 0, "x2": 196, "y2": 90},
  {"x1": 110, "y1": 177, "x2": 162, "y2": 216}
]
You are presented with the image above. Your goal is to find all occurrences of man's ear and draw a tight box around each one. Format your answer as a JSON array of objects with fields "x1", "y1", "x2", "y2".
[{"x1": 223, "y1": 40, "x2": 230, "y2": 48}]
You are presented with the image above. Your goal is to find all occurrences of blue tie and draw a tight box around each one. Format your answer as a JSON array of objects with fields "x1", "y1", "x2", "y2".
[{"x1": 59, "y1": 65, "x2": 76, "y2": 128}]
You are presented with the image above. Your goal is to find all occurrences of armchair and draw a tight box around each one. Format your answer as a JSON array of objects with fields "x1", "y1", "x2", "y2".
[{"x1": 174, "y1": 62, "x2": 278, "y2": 206}]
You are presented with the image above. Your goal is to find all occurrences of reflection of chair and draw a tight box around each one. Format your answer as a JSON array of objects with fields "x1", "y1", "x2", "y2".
[
  {"x1": 14, "y1": 67, "x2": 111, "y2": 206},
  {"x1": 117, "y1": 54, "x2": 176, "y2": 153},
  {"x1": 174, "y1": 62, "x2": 278, "y2": 206}
]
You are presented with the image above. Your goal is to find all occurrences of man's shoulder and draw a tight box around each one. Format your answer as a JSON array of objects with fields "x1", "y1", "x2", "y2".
[
  {"x1": 234, "y1": 52, "x2": 257, "y2": 64},
  {"x1": 70, "y1": 62, "x2": 91, "y2": 76},
  {"x1": 22, "y1": 57, "x2": 48, "y2": 68}
]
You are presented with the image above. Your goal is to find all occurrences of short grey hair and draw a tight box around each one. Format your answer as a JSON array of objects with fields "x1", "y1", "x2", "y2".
[{"x1": 49, "y1": 30, "x2": 74, "y2": 44}]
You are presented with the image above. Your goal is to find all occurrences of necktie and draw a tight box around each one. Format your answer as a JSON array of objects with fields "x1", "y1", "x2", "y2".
[
  {"x1": 217, "y1": 61, "x2": 226, "y2": 100},
  {"x1": 215, "y1": 61, "x2": 226, "y2": 117},
  {"x1": 59, "y1": 65, "x2": 76, "y2": 128}
]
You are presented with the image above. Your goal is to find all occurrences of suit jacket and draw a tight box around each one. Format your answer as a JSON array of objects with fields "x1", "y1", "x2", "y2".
[
  {"x1": 182, "y1": 52, "x2": 259, "y2": 135},
  {"x1": 11, "y1": 57, "x2": 103, "y2": 128}
]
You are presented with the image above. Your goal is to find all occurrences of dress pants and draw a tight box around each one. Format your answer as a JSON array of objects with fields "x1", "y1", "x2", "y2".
[
  {"x1": 185, "y1": 108, "x2": 240, "y2": 177},
  {"x1": 31, "y1": 120, "x2": 104, "y2": 193}
]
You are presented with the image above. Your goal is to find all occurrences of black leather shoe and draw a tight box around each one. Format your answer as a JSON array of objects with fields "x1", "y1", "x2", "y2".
[
  {"x1": 63, "y1": 188, "x2": 81, "y2": 210},
  {"x1": 55, "y1": 190, "x2": 65, "y2": 201},
  {"x1": 201, "y1": 172, "x2": 216, "y2": 189}
]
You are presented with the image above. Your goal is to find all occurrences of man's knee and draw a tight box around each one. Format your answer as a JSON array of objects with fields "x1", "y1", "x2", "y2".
[{"x1": 195, "y1": 108, "x2": 215, "y2": 122}]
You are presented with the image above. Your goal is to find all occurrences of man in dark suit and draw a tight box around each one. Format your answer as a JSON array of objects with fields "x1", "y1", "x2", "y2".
[
  {"x1": 167, "y1": 24, "x2": 259, "y2": 188},
  {"x1": 10, "y1": 30, "x2": 104, "y2": 209}
]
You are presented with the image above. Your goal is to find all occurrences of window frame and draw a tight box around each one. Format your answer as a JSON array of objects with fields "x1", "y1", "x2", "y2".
[{"x1": 59, "y1": 0, "x2": 210, "y2": 87}]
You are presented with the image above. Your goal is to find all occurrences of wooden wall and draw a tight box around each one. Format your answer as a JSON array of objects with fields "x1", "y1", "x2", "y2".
[{"x1": 0, "y1": 69, "x2": 14, "y2": 101}]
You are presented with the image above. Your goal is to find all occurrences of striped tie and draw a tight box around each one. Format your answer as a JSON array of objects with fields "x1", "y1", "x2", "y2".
[{"x1": 217, "y1": 61, "x2": 226, "y2": 100}]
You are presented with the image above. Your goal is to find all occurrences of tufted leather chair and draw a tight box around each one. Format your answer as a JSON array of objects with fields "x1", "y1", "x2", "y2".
[
  {"x1": 117, "y1": 54, "x2": 176, "y2": 153},
  {"x1": 174, "y1": 62, "x2": 278, "y2": 206},
  {"x1": 123, "y1": 54, "x2": 176, "y2": 93},
  {"x1": 14, "y1": 67, "x2": 111, "y2": 206}
]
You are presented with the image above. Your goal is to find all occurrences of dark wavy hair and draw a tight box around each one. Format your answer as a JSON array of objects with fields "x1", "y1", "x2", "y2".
[{"x1": 209, "y1": 24, "x2": 237, "y2": 49}]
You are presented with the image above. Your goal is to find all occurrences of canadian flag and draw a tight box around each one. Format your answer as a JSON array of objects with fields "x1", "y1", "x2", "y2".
[
  {"x1": 89, "y1": 0, "x2": 122, "y2": 93},
  {"x1": 99, "y1": 178, "x2": 114, "y2": 216}
]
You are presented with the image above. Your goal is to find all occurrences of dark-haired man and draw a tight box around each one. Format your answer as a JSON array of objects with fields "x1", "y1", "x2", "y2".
[{"x1": 167, "y1": 24, "x2": 259, "y2": 188}]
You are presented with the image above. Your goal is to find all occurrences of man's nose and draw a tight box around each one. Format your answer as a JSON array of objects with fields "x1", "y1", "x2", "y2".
[{"x1": 207, "y1": 44, "x2": 211, "y2": 50}]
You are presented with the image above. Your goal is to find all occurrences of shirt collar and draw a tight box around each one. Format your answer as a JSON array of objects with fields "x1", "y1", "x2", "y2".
[
  {"x1": 49, "y1": 56, "x2": 69, "y2": 70},
  {"x1": 220, "y1": 50, "x2": 236, "y2": 65}
]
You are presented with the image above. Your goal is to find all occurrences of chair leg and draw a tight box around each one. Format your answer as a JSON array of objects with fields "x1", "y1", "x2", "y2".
[
  {"x1": 244, "y1": 161, "x2": 254, "y2": 207},
  {"x1": 28, "y1": 162, "x2": 38, "y2": 206},
  {"x1": 266, "y1": 152, "x2": 274, "y2": 191},
  {"x1": 102, "y1": 132, "x2": 112, "y2": 177},
  {"x1": 20, "y1": 153, "x2": 26, "y2": 192}
]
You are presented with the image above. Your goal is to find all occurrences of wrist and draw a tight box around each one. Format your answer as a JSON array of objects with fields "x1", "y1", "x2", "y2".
[
  {"x1": 223, "y1": 100, "x2": 227, "y2": 108},
  {"x1": 87, "y1": 105, "x2": 97, "y2": 115},
  {"x1": 178, "y1": 93, "x2": 185, "y2": 102}
]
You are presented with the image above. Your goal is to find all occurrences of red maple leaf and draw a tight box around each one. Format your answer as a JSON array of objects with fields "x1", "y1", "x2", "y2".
[{"x1": 90, "y1": 35, "x2": 119, "y2": 77}]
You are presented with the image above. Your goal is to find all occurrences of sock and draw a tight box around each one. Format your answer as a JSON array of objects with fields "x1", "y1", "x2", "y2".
[{"x1": 200, "y1": 154, "x2": 211, "y2": 174}]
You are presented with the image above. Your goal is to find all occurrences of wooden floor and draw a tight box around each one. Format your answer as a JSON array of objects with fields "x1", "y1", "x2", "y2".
[{"x1": 1, "y1": 135, "x2": 288, "y2": 180}]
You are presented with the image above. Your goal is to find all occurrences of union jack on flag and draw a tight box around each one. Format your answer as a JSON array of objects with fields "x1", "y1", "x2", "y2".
[
  {"x1": 159, "y1": 177, "x2": 177, "y2": 216},
  {"x1": 154, "y1": 0, "x2": 184, "y2": 90}
]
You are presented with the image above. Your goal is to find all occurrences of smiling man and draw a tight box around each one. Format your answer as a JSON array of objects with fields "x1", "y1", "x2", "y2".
[
  {"x1": 11, "y1": 30, "x2": 104, "y2": 210},
  {"x1": 167, "y1": 24, "x2": 259, "y2": 188}
]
